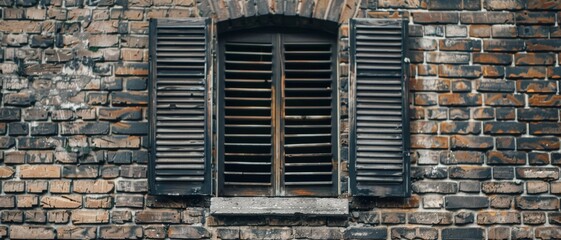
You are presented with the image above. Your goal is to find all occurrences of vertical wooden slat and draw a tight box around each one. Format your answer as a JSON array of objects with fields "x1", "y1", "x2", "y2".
[
  {"x1": 350, "y1": 18, "x2": 411, "y2": 197},
  {"x1": 149, "y1": 18, "x2": 211, "y2": 195}
]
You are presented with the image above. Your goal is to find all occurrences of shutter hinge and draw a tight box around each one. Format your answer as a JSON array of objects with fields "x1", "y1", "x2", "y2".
[{"x1": 403, "y1": 151, "x2": 410, "y2": 157}]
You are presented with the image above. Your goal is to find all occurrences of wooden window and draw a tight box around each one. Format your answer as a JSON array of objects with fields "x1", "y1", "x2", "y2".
[
  {"x1": 218, "y1": 29, "x2": 338, "y2": 197},
  {"x1": 148, "y1": 17, "x2": 410, "y2": 198}
]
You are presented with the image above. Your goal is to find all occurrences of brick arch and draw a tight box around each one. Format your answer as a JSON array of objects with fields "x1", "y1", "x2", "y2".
[{"x1": 198, "y1": 0, "x2": 361, "y2": 26}]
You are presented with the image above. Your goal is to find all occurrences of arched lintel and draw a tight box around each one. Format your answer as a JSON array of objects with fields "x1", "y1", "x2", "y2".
[{"x1": 217, "y1": 15, "x2": 340, "y2": 35}]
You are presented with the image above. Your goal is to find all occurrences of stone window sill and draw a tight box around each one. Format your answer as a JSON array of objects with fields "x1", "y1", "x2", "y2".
[{"x1": 210, "y1": 197, "x2": 348, "y2": 216}]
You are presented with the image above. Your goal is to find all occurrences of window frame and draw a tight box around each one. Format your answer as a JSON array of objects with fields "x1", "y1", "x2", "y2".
[{"x1": 215, "y1": 27, "x2": 340, "y2": 197}]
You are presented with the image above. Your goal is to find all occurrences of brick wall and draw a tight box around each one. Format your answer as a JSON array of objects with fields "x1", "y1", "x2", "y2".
[{"x1": 0, "y1": 0, "x2": 560, "y2": 239}]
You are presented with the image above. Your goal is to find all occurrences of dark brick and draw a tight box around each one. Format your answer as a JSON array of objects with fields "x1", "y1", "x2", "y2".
[
  {"x1": 61, "y1": 122, "x2": 109, "y2": 135},
  {"x1": 107, "y1": 151, "x2": 132, "y2": 164},
  {"x1": 487, "y1": 151, "x2": 526, "y2": 165},
  {"x1": 477, "y1": 211, "x2": 520, "y2": 225},
  {"x1": 99, "y1": 107, "x2": 143, "y2": 121},
  {"x1": 495, "y1": 137, "x2": 516, "y2": 150},
  {"x1": 528, "y1": 94, "x2": 561, "y2": 107},
  {"x1": 528, "y1": 152, "x2": 550, "y2": 165},
  {"x1": 111, "y1": 92, "x2": 148, "y2": 106},
  {"x1": 409, "y1": 38, "x2": 437, "y2": 51},
  {"x1": 412, "y1": 182, "x2": 458, "y2": 194},
  {"x1": 455, "y1": 212, "x2": 474, "y2": 225},
  {"x1": 125, "y1": 78, "x2": 147, "y2": 90},
  {"x1": 473, "y1": 108, "x2": 494, "y2": 120},
  {"x1": 414, "y1": 93, "x2": 438, "y2": 106},
  {"x1": 31, "y1": 123, "x2": 58, "y2": 136},
  {"x1": 484, "y1": 40, "x2": 525, "y2": 52},
  {"x1": 111, "y1": 122, "x2": 148, "y2": 135},
  {"x1": 482, "y1": 66, "x2": 505, "y2": 78},
  {"x1": 411, "y1": 166, "x2": 448, "y2": 179},
  {"x1": 413, "y1": 12, "x2": 459, "y2": 24},
  {"x1": 18, "y1": 137, "x2": 62, "y2": 150},
  {"x1": 390, "y1": 227, "x2": 438, "y2": 240},
  {"x1": 526, "y1": 39, "x2": 561, "y2": 51},
  {"x1": 476, "y1": 79, "x2": 514, "y2": 92},
  {"x1": 482, "y1": 181, "x2": 524, "y2": 194},
  {"x1": 506, "y1": 67, "x2": 546, "y2": 79},
  {"x1": 450, "y1": 166, "x2": 492, "y2": 179},
  {"x1": 473, "y1": 53, "x2": 512, "y2": 65},
  {"x1": 517, "y1": 80, "x2": 557, "y2": 93},
  {"x1": 442, "y1": 228, "x2": 485, "y2": 240},
  {"x1": 451, "y1": 136, "x2": 493, "y2": 150},
  {"x1": 516, "y1": 11, "x2": 556, "y2": 25},
  {"x1": 516, "y1": 196, "x2": 559, "y2": 210},
  {"x1": 440, "y1": 151, "x2": 485, "y2": 165},
  {"x1": 515, "y1": 53, "x2": 556, "y2": 66},
  {"x1": 530, "y1": 123, "x2": 561, "y2": 135},
  {"x1": 8, "y1": 122, "x2": 29, "y2": 136},
  {"x1": 30, "y1": 35, "x2": 54, "y2": 48},
  {"x1": 517, "y1": 137, "x2": 560, "y2": 150},
  {"x1": 518, "y1": 108, "x2": 558, "y2": 121},
  {"x1": 136, "y1": 210, "x2": 181, "y2": 223},
  {"x1": 3, "y1": 92, "x2": 35, "y2": 106},
  {"x1": 408, "y1": 212, "x2": 453, "y2": 225},
  {"x1": 439, "y1": 39, "x2": 481, "y2": 51},
  {"x1": 459, "y1": 181, "x2": 480, "y2": 193},
  {"x1": 516, "y1": 167, "x2": 559, "y2": 180},
  {"x1": 439, "y1": 65, "x2": 481, "y2": 78},
  {"x1": 63, "y1": 165, "x2": 99, "y2": 179},
  {"x1": 121, "y1": 165, "x2": 147, "y2": 178},
  {"x1": 440, "y1": 121, "x2": 481, "y2": 135},
  {"x1": 497, "y1": 108, "x2": 516, "y2": 121},
  {"x1": 484, "y1": 122, "x2": 526, "y2": 135},
  {"x1": 344, "y1": 227, "x2": 387, "y2": 239},
  {"x1": 460, "y1": 12, "x2": 514, "y2": 24},
  {"x1": 518, "y1": 25, "x2": 549, "y2": 38},
  {"x1": 493, "y1": 167, "x2": 514, "y2": 179},
  {"x1": 439, "y1": 93, "x2": 481, "y2": 106},
  {"x1": 484, "y1": 0, "x2": 526, "y2": 10}
]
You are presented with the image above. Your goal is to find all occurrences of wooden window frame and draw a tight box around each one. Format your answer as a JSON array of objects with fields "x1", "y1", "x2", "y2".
[{"x1": 216, "y1": 28, "x2": 339, "y2": 197}]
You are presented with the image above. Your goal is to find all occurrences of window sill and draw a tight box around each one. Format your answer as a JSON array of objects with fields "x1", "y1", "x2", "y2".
[{"x1": 210, "y1": 197, "x2": 348, "y2": 216}]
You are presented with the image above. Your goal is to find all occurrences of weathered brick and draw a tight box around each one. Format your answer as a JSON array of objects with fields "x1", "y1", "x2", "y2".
[
  {"x1": 408, "y1": 212, "x2": 453, "y2": 225},
  {"x1": 136, "y1": 210, "x2": 181, "y2": 223},
  {"x1": 439, "y1": 93, "x2": 481, "y2": 106},
  {"x1": 427, "y1": 52, "x2": 469, "y2": 64},
  {"x1": 506, "y1": 66, "x2": 546, "y2": 79},
  {"x1": 487, "y1": 151, "x2": 526, "y2": 165},
  {"x1": 440, "y1": 151, "x2": 484, "y2": 165},
  {"x1": 73, "y1": 180, "x2": 115, "y2": 193},
  {"x1": 412, "y1": 182, "x2": 458, "y2": 194},
  {"x1": 460, "y1": 12, "x2": 514, "y2": 24},
  {"x1": 439, "y1": 39, "x2": 481, "y2": 51},
  {"x1": 9, "y1": 226, "x2": 56, "y2": 240},
  {"x1": 116, "y1": 180, "x2": 148, "y2": 193},
  {"x1": 517, "y1": 137, "x2": 560, "y2": 150},
  {"x1": 20, "y1": 165, "x2": 61, "y2": 179},
  {"x1": 57, "y1": 226, "x2": 97, "y2": 239},
  {"x1": 112, "y1": 122, "x2": 148, "y2": 135},
  {"x1": 17, "y1": 195, "x2": 38, "y2": 208},
  {"x1": 469, "y1": 25, "x2": 491, "y2": 38},
  {"x1": 440, "y1": 65, "x2": 482, "y2": 78},
  {"x1": 516, "y1": 167, "x2": 559, "y2": 180},
  {"x1": 90, "y1": 136, "x2": 141, "y2": 149},
  {"x1": 1, "y1": 210, "x2": 23, "y2": 223},
  {"x1": 477, "y1": 211, "x2": 520, "y2": 225},
  {"x1": 529, "y1": 94, "x2": 561, "y2": 107},
  {"x1": 473, "y1": 53, "x2": 512, "y2": 65},
  {"x1": 440, "y1": 121, "x2": 481, "y2": 135},
  {"x1": 516, "y1": 196, "x2": 559, "y2": 210},
  {"x1": 100, "y1": 226, "x2": 143, "y2": 239},
  {"x1": 413, "y1": 12, "x2": 458, "y2": 24},
  {"x1": 482, "y1": 181, "x2": 524, "y2": 194},
  {"x1": 442, "y1": 228, "x2": 485, "y2": 240},
  {"x1": 484, "y1": 39, "x2": 525, "y2": 52},
  {"x1": 31, "y1": 122, "x2": 59, "y2": 136},
  {"x1": 484, "y1": 0, "x2": 526, "y2": 10},
  {"x1": 63, "y1": 165, "x2": 99, "y2": 178},
  {"x1": 61, "y1": 122, "x2": 110, "y2": 135},
  {"x1": 523, "y1": 212, "x2": 546, "y2": 225},
  {"x1": 451, "y1": 136, "x2": 493, "y2": 150},
  {"x1": 484, "y1": 122, "x2": 526, "y2": 135},
  {"x1": 516, "y1": 11, "x2": 556, "y2": 25},
  {"x1": 527, "y1": 39, "x2": 561, "y2": 51},
  {"x1": 169, "y1": 226, "x2": 211, "y2": 239},
  {"x1": 411, "y1": 136, "x2": 449, "y2": 149},
  {"x1": 450, "y1": 166, "x2": 492, "y2": 179},
  {"x1": 71, "y1": 210, "x2": 110, "y2": 224},
  {"x1": 517, "y1": 80, "x2": 557, "y2": 93},
  {"x1": 41, "y1": 195, "x2": 82, "y2": 210},
  {"x1": 518, "y1": 108, "x2": 558, "y2": 121}
]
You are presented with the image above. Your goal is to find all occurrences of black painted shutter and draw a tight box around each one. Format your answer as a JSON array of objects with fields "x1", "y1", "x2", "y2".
[
  {"x1": 350, "y1": 18, "x2": 410, "y2": 197},
  {"x1": 149, "y1": 18, "x2": 211, "y2": 195}
]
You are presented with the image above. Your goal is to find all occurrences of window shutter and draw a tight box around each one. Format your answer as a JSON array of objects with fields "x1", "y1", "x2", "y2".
[
  {"x1": 349, "y1": 18, "x2": 410, "y2": 197},
  {"x1": 149, "y1": 18, "x2": 211, "y2": 195}
]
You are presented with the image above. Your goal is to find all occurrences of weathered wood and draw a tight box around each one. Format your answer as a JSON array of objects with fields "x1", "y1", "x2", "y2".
[{"x1": 210, "y1": 197, "x2": 349, "y2": 216}]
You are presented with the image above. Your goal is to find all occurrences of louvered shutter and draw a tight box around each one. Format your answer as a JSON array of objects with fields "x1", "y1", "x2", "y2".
[
  {"x1": 349, "y1": 18, "x2": 410, "y2": 197},
  {"x1": 149, "y1": 18, "x2": 211, "y2": 195},
  {"x1": 219, "y1": 33, "x2": 275, "y2": 196},
  {"x1": 282, "y1": 33, "x2": 337, "y2": 196}
]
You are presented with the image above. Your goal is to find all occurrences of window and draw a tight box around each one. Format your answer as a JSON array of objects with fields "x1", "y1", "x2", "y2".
[
  {"x1": 218, "y1": 29, "x2": 337, "y2": 197},
  {"x1": 148, "y1": 17, "x2": 410, "y2": 198}
]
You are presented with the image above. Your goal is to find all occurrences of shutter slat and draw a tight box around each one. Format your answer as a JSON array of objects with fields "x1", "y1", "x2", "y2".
[
  {"x1": 350, "y1": 18, "x2": 410, "y2": 197},
  {"x1": 149, "y1": 18, "x2": 211, "y2": 195}
]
